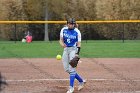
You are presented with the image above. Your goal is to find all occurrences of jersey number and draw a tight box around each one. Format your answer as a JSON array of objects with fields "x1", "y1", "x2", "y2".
[{"x1": 67, "y1": 39, "x2": 70, "y2": 43}]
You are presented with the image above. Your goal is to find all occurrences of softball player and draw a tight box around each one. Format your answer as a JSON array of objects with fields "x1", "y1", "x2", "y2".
[{"x1": 59, "y1": 18, "x2": 86, "y2": 93}]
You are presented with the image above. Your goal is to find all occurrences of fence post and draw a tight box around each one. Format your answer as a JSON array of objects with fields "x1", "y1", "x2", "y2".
[
  {"x1": 122, "y1": 23, "x2": 125, "y2": 43},
  {"x1": 14, "y1": 24, "x2": 17, "y2": 43}
]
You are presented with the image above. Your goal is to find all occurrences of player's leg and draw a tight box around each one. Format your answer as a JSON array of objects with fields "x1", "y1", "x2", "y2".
[
  {"x1": 69, "y1": 47, "x2": 86, "y2": 91},
  {"x1": 67, "y1": 47, "x2": 86, "y2": 92},
  {"x1": 75, "y1": 73, "x2": 83, "y2": 82},
  {"x1": 76, "y1": 73, "x2": 86, "y2": 91},
  {"x1": 74, "y1": 68, "x2": 86, "y2": 91},
  {"x1": 62, "y1": 47, "x2": 70, "y2": 73},
  {"x1": 69, "y1": 47, "x2": 77, "y2": 74},
  {"x1": 66, "y1": 47, "x2": 77, "y2": 93},
  {"x1": 69, "y1": 47, "x2": 83, "y2": 81}
]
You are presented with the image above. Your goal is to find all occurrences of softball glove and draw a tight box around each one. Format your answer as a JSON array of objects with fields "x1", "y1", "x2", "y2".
[{"x1": 69, "y1": 56, "x2": 80, "y2": 68}]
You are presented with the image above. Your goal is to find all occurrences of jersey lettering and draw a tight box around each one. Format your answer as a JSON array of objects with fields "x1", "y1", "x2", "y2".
[
  {"x1": 63, "y1": 29, "x2": 78, "y2": 46},
  {"x1": 60, "y1": 27, "x2": 81, "y2": 47}
]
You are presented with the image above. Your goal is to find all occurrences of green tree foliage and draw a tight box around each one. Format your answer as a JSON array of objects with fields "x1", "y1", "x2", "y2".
[
  {"x1": 0, "y1": 0, "x2": 28, "y2": 40},
  {"x1": 0, "y1": 0, "x2": 139, "y2": 40},
  {"x1": 95, "y1": 0, "x2": 140, "y2": 40}
]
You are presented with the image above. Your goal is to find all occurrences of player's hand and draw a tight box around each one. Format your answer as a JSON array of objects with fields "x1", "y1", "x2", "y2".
[
  {"x1": 75, "y1": 54, "x2": 79, "y2": 57},
  {"x1": 62, "y1": 43, "x2": 66, "y2": 48}
]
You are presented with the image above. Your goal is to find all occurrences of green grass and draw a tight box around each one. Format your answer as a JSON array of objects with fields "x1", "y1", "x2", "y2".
[{"x1": 0, "y1": 40, "x2": 140, "y2": 58}]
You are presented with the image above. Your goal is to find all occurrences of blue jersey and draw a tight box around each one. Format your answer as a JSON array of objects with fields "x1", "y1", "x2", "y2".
[{"x1": 60, "y1": 27, "x2": 81, "y2": 47}]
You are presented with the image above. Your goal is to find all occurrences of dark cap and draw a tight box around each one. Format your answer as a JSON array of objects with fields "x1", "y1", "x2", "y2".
[{"x1": 67, "y1": 18, "x2": 76, "y2": 24}]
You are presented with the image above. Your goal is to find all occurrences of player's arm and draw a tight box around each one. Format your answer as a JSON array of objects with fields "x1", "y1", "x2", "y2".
[
  {"x1": 77, "y1": 41, "x2": 81, "y2": 47},
  {"x1": 59, "y1": 28, "x2": 66, "y2": 48},
  {"x1": 76, "y1": 29, "x2": 81, "y2": 55},
  {"x1": 59, "y1": 37, "x2": 66, "y2": 48}
]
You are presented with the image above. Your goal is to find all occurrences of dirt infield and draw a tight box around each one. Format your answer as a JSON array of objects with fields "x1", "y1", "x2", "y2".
[{"x1": 0, "y1": 58, "x2": 140, "y2": 93}]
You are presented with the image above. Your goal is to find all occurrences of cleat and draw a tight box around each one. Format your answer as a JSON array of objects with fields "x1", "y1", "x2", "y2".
[
  {"x1": 78, "y1": 79, "x2": 86, "y2": 91},
  {"x1": 66, "y1": 87, "x2": 74, "y2": 93}
]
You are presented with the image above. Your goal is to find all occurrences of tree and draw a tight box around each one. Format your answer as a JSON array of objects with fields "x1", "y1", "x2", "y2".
[
  {"x1": 0, "y1": 0, "x2": 140, "y2": 40},
  {"x1": 44, "y1": 3, "x2": 49, "y2": 41}
]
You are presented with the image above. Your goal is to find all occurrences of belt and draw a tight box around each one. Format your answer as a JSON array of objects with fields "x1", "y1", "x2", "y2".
[{"x1": 67, "y1": 46, "x2": 73, "y2": 47}]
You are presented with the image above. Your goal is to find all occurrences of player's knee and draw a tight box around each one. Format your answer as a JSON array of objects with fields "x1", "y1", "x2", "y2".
[
  {"x1": 69, "y1": 71, "x2": 76, "y2": 75},
  {"x1": 64, "y1": 68, "x2": 69, "y2": 73}
]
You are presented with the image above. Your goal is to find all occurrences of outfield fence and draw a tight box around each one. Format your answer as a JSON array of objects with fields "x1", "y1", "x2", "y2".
[{"x1": 0, "y1": 20, "x2": 140, "y2": 43}]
